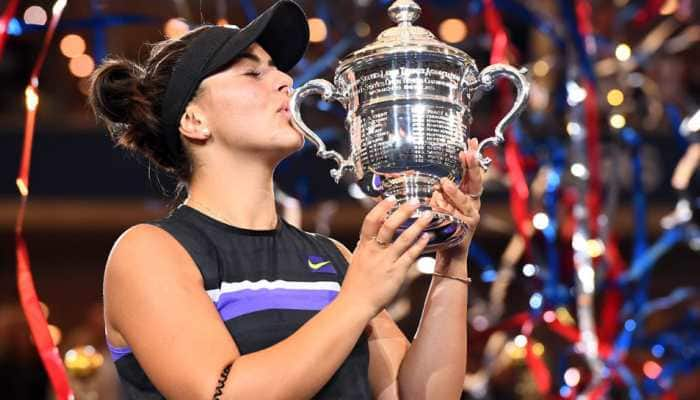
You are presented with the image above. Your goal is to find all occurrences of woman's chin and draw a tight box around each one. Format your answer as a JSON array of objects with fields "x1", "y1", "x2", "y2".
[{"x1": 268, "y1": 128, "x2": 305, "y2": 156}]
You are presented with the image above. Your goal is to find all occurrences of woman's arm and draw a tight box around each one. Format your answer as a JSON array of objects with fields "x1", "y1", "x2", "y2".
[
  {"x1": 332, "y1": 239, "x2": 468, "y2": 400},
  {"x1": 397, "y1": 139, "x2": 483, "y2": 399},
  {"x1": 106, "y1": 224, "x2": 374, "y2": 399},
  {"x1": 396, "y1": 252, "x2": 469, "y2": 399},
  {"x1": 330, "y1": 238, "x2": 409, "y2": 400},
  {"x1": 366, "y1": 139, "x2": 483, "y2": 399},
  {"x1": 105, "y1": 197, "x2": 430, "y2": 399}
]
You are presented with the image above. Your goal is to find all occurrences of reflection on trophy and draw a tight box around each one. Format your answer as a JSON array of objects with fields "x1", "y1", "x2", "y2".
[{"x1": 291, "y1": 0, "x2": 530, "y2": 252}]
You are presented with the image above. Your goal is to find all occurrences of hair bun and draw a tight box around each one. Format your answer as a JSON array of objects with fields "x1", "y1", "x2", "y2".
[{"x1": 89, "y1": 58, "x2": 147, "y2": 125}]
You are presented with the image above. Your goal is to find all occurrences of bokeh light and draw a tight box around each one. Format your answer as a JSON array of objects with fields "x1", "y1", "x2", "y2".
[
  {"x1": 438, "y1": 18, "x2": 468, "y2": 43},
  {"x1": 522, "y1": 263, "x2": 537, "y2": 277},
  {"x1": 308, "y1": 18, "x2": 328, "y2": 43},
  {"x1": 610, "y1": 113, "x2": 627, "y2": 129},
  {"x1": 60, "y1": 34, "x2": 86, "y2": 59},
  {"x1": 69, "y1": 54, "x2": 95, "y2": 78},
  {"x1": 606, "y1": 89, "x2": 624, "y2": 106},
  {"x1": 529, "y1": 293, "x2": 543, "y2": 309},
  {"x1": 533, "y1": 60, "x2": 550, "y2": 77},
  {"x1": 355, "y1": 22, "x2": 371, "y2": 38},
  {"x1": 416, "y1": 256, "x2": 436, "y2": 274},
  {"x1": 564, "y1": 367, "x2": 581, "y2": 387},
  {"x1": 543, "y1": 310, "x2": 556, "y2": 323},
  {"x1": 532, "y1": 342, "x2": 545, "y2": 356},
  {"x1": 164, "y1": 18, "x2": 190, "y2": 39},
  {"x1": 514, "y1": 334, "x2": 528, "y2": 348},
  {"x1": 25, "y1": 86, "x2": 39, "y2": 111},
  {"x1": 23, "y1": 6, "x2": 47, "y2": 26},
  {"x1": 643, "y1": 360, "x2": 663, "y2": 379},
  {"x1": 615, "y1": 44, "x2": 632, "y2": 62},
  {"x1": 570, "y1": 163, "x2": 588, "y2": 179},
  {"x1": 533, "y1": 212, "x2": 550, "y2": 230}
]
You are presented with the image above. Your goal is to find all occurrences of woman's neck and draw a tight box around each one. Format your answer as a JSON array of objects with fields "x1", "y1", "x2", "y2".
[{"x1": 185, "y1": 154, "x2": 279, "y2": 230}]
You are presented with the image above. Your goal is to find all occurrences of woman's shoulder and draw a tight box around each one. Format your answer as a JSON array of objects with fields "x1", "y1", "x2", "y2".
[{"x1": 105, "y1": 223, "x2": 202, "y2": 287}]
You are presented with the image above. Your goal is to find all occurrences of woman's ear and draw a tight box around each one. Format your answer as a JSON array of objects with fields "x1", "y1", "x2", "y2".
[{"x1": 179, "y1": 103, "x2": 211, "y2": 141}]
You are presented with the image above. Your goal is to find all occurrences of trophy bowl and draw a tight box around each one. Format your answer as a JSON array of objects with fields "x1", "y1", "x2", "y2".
[{"x1": 290, "y1": 0, "x2": 530, "y2": 253}]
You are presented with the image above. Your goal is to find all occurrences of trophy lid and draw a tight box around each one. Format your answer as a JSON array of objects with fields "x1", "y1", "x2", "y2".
[{"x1": 338, "y1": 0, "x2": 473, "y2": 72}]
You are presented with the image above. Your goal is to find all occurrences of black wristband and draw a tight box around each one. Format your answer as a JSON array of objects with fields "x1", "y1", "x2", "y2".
[{"x1": 213, "y1": 363, "x2": 233, "y2": 400}]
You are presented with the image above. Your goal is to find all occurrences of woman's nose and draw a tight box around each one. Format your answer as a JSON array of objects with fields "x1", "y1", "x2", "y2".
[{"x1": 276, "y1": 72, "x2": 294, "y2": 95}]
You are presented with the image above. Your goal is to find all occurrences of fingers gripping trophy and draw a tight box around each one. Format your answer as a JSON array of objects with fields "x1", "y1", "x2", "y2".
[{"x1": 291, "y1": 0, "x2": 530, "y2": 253}]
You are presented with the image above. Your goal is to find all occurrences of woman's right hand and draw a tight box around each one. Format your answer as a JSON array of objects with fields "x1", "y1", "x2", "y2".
[{"x1": 339, "y1": 197, "x2": 433, "y2": 317}]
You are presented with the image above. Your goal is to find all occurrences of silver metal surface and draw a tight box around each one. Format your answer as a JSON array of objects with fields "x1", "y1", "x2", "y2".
[{"x1": 290, "y1": 0, "x2": 530, "y2": 252}]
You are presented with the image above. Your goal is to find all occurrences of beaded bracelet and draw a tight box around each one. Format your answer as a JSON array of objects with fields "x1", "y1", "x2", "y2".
[
  {"x1": 213, "y1": 363, "x2": 233, "y2": 400},
  {"x1": 432, "y1": 272, "x2": 472, "y2": 284}
]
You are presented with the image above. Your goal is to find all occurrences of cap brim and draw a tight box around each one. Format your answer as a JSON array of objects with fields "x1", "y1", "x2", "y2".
[{"x1": 206, "y1": 0, "x2": 309, "y2": 74}]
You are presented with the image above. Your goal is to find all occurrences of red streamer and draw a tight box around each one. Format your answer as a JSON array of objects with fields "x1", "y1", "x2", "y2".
[
  {"x1": 16, "y1": 217, "x2": 73, "y2": 398},
  {"x1": 482, "y1": 0, "x2": 532, "y2": 246},
  {"x1": 633, "y1": 0, "x2": 665, "y2": 25},
  {"x1": 14, "y1": 1, "x2": 74, "y2": 399},
  {"x1": 525, "y1": 340, "x2": 552, "y2": 394},
  {"x1": 598, "y1": 235, "x2": 626, "y2": 347},
  {"x1": 0, "y1": 0, "x2": 20, "y2": 60},
  {"x1": 574, "y1": 1, "x2": 602, "y2": 238}
]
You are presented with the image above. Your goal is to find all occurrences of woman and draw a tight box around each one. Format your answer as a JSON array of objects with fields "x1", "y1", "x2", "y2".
[{"x1": 89, "y1": 1, "x2": 482, "y2": 399}]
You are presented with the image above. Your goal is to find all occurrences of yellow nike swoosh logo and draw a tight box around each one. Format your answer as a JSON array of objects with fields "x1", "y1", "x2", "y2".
[{"x1": 308, "y1": 260, "x2": 331, "y2": 270}]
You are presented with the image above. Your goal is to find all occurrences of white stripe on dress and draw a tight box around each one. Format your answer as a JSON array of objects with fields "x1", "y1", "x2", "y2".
[{"x1": 206, "y1": 280, "x2": 341, "y2": 302}]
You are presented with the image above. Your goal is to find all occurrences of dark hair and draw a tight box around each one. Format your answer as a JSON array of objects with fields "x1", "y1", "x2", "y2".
[{"x1": 88, "y1": 26, "x2": 211, "y2": 196}]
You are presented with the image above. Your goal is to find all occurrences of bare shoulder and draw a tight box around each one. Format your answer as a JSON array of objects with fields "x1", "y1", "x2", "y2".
[
  {"x1": 104, "y1": 223, "x2": 204, "y2": 336},
  {"x1": 106, "y1": 223, "x2": 202, "y2": 282},
  {"x1": 103, "y1": 223, "x2": 239, "y2": 397}
]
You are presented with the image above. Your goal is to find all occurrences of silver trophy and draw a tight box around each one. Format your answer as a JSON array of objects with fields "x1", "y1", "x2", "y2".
[{"x1": 290, "y1": 0, "x2": 530, "y2": 252}]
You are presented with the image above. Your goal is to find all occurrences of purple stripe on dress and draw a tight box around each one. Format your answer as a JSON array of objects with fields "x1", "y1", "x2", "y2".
[
  {"x1": 107, "y1": 341, "x2": 132, "y2": 362},
  {"x1": 216, "y1": 288, "x2": 338, "y2": 321}
]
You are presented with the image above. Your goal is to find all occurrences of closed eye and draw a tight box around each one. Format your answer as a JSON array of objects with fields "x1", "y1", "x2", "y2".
[{"x1": 244, "y1": 70, "x2": 262, "y2": 78}]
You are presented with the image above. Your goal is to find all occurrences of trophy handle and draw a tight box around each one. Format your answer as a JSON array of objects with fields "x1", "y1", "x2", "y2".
[
  {"x1": 467, "y1": 64, "x2": 530, "y2": 170},
  {"x1": 290, "y1": 79, "x2": 355, "y2": 183}
]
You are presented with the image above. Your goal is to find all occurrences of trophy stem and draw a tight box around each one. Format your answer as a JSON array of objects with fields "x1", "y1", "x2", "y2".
[{"x1": 381, "y1": 172, "x2": 443, "y2": 206}]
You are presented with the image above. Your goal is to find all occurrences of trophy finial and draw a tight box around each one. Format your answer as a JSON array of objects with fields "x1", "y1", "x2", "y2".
[{"x1": 388, "y1": 0, "x2": 421, "y2": 25}]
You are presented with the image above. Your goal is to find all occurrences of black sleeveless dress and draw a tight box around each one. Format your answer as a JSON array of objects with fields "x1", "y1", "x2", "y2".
[{"x1": 108, "y1": 204, "x2": 372, "y2": 399}]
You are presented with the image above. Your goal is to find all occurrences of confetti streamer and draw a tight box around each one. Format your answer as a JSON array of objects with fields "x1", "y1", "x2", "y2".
[{"x1": 14, "y1": 1, "x2": 75, "y2": 399}]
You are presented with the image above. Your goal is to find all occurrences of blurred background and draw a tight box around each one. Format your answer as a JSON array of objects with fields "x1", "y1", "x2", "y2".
[{"x1": 1, "y1": 0, "x2": 699, "y2": 398}]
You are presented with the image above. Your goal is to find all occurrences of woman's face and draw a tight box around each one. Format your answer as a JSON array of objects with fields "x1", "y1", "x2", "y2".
[{"x1": 194, "y1": 43, "x2": 302, "y2": 159}]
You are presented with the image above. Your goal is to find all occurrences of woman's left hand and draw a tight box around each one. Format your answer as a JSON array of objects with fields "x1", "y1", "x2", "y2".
[{"x1": 429, "y1": 138, "x2": 483, "y2": 264}]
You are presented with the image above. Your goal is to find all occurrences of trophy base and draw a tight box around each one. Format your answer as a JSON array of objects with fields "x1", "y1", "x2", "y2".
[
  {"x1": 391, "y1": 208, "x2": 468, "y2": 254},
  {"x1": 382, "y1": 173, "x2": 469, "y2": 254}
]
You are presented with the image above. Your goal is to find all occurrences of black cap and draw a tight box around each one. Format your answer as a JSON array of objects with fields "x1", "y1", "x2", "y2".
[{"x1": 161, "y1": 0, "x2": 309, "y2": 159}]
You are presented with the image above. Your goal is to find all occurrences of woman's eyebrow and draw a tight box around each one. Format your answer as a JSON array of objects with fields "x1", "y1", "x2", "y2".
[{"x1": 237, "y1": 52, "x2": 276, "y2": 67}]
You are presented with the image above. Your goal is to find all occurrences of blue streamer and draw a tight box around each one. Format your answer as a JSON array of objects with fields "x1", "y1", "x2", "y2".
[
  {"x1": 90, "y1": 0, "x2": 107, "y2": 62},
  {"x1": 620, "y1": 128, "x2": 651, "y2": 311},
  {"x1": 613, "y1": 1, "x2": 643, "y2": 27},
  {"x1": 239, "y1": 0, "x2": 258, "y2": 22},
  {"x1": 618, "y1": 226, "x2": 685, "y2": 285},
  {"x1": 615, "y1": 363, "x2": 643, "y2": 400},
  {"x1": 293, "y1": 35, "x2": 357, "y2": 86},
  {"x1": 638, "y1": 287, "x2": 697, "y2": 320},
  {"x1": 316, "y1": 1, "x2": 333, "y2": 51},
  {"x1": 493, "y1": 0, "x2": 566, "y2": 51},
  {"x1": 557, "y1": 0, "x2": 596, "y2": 83},
  {"x1": 10, "y1": 15, "x2": 160, "y2": 32},
  {"x1": 664, "y1": 103, "x2": 688, "y2": 151},
  {"x1": 543, "y1": 139, "x2": 565, "y2": 305},
  {"x1": 467, "y1": 242, "x2": 497, "y2": 283}
]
